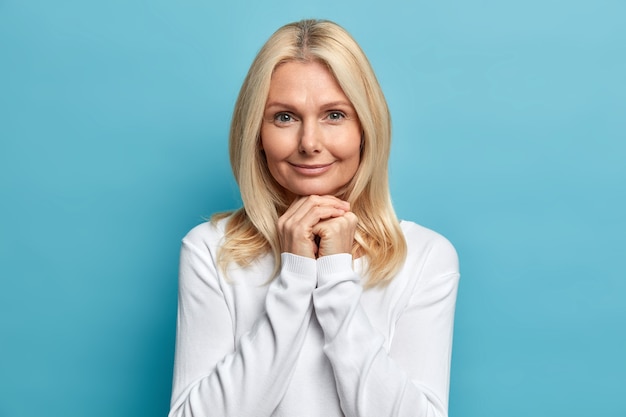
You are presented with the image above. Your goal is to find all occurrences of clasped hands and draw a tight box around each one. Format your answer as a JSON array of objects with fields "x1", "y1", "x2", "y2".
[{"x1": 277, "y1": 195, "x2": 357, "y2": 259}]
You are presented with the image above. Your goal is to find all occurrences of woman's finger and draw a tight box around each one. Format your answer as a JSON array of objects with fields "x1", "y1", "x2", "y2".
[
  {"x1": 312, "y1": 211, "x2": 358, "y2": 257},
  {"x1": 278, "y1": 195, "x2": 351, "y2": 258}
]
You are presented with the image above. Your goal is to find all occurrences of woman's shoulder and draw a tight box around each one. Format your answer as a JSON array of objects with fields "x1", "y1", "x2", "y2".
[
  {"x1": 399, "y1": 220, "x2": 455, "y2": 250},
  {"x1": 181, "y1": 216, "x2": 231, "y2": 249},
  {"x1": 399, "y1": 220, "x2": 459, "y2": 275}
]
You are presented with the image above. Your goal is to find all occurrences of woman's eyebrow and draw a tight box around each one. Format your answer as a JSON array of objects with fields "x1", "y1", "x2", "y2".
[
  {"x1": 264, "y1": 101, "x2": 296, "y2": 110},
  {"x1": 264, "y1": 100, "x2": 354, "y2": 110},
  {"x1": 320, "y1": 100, "x2": 354, "y2": 109}
]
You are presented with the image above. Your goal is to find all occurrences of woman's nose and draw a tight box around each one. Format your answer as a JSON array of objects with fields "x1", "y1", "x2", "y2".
[{"x1": 298, "y1": 120, "x2": 322, "y2": 154}]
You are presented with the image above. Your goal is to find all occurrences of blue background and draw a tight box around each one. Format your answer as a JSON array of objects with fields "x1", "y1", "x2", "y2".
[{"x1": 1, "y1": 1, "x2": 624, "y2": 416}]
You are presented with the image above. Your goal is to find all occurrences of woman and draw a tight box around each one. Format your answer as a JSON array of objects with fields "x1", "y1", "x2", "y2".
[{"x1": 169, "y1": 19, "x2": 460, "y2": 417}]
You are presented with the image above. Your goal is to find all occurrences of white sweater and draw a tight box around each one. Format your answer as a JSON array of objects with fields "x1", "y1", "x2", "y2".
[{"x1": 169, "y1": 218, "x2": 460, "y2": 417}]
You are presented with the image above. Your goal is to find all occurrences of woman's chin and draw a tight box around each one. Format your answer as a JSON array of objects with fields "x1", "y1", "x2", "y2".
[
  {"x1": 277, "y1": 177, "x2": 350, "y2": 199},
  {"x1": 289, "y1": 187, "x2": 341, "y2": 197}
]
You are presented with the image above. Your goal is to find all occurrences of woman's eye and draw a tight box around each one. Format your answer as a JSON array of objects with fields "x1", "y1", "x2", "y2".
[
  {"x1": 274, "y1": 113, "x2": 293, "y2": 123},
  {"x1": 328, "y1": 111, "x2": 345, "y2": 121}
]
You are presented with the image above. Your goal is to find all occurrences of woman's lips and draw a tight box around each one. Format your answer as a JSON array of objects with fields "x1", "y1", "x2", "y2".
[{"x1": 289, "y1": 162, "x2": 334, "y2": 176}]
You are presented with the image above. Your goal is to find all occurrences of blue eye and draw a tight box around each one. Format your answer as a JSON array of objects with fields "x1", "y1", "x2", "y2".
[
  {"x1": 275, "y1": 113, "x2": 292, "y2": 123},
  {"x1": 328, "y1": 112, "x2": 345, "y2": 121}
]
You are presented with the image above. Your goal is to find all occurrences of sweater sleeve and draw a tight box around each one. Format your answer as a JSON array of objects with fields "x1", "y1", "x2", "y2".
[
  {"x1": 312, "y1": 239, "x2": 460, "y2": 417},
  {"x1": 169, "y1": 237, "x2": 317, "y2": 417}
]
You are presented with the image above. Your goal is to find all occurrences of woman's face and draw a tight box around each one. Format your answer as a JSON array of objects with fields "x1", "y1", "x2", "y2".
[{"x1": 261, "y1": 60, "x2": 362, "y2": 198}]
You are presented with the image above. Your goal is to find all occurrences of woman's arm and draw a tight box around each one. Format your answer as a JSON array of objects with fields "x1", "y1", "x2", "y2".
[
  {"x1": 312, "y1": 237, "x2": 460, "y2": 417},
  {"x1": 170, "y1": 196, "x2": 351, "y2": 416},
  {"x1": 168, "y1": 236, "x2": 317, "y2": 417}
]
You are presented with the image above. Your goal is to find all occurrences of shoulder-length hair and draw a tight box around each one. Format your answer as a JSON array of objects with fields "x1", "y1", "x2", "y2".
[{"x1": 214, "y1": 19, "x2": 406, "y2": 287}]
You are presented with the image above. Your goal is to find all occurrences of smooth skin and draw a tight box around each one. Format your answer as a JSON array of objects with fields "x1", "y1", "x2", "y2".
[{"x1": 261, "y1": 61, "x2": 361, "y2": 259}]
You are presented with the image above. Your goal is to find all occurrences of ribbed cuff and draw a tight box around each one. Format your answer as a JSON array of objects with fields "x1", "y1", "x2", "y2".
[
  {"x1": 316, "y1": 254, "x2": 356, "y2": 286},
  {"x1": 281, "y1": 252, "x2": 317, "y2": 277}
]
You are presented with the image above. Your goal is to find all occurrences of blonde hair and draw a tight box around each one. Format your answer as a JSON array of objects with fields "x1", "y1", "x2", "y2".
[{"x1": 214, "y1": 19, "x2": 406, "y2": 287}]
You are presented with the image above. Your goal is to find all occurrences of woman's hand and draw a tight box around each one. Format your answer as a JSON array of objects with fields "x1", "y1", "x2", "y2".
[
  {"x1": 312, "y1": 210, "x2": 358, "y2": 258},
  {"x1": 277, "y1": 195, "x2": 357, "y2": 259}
]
